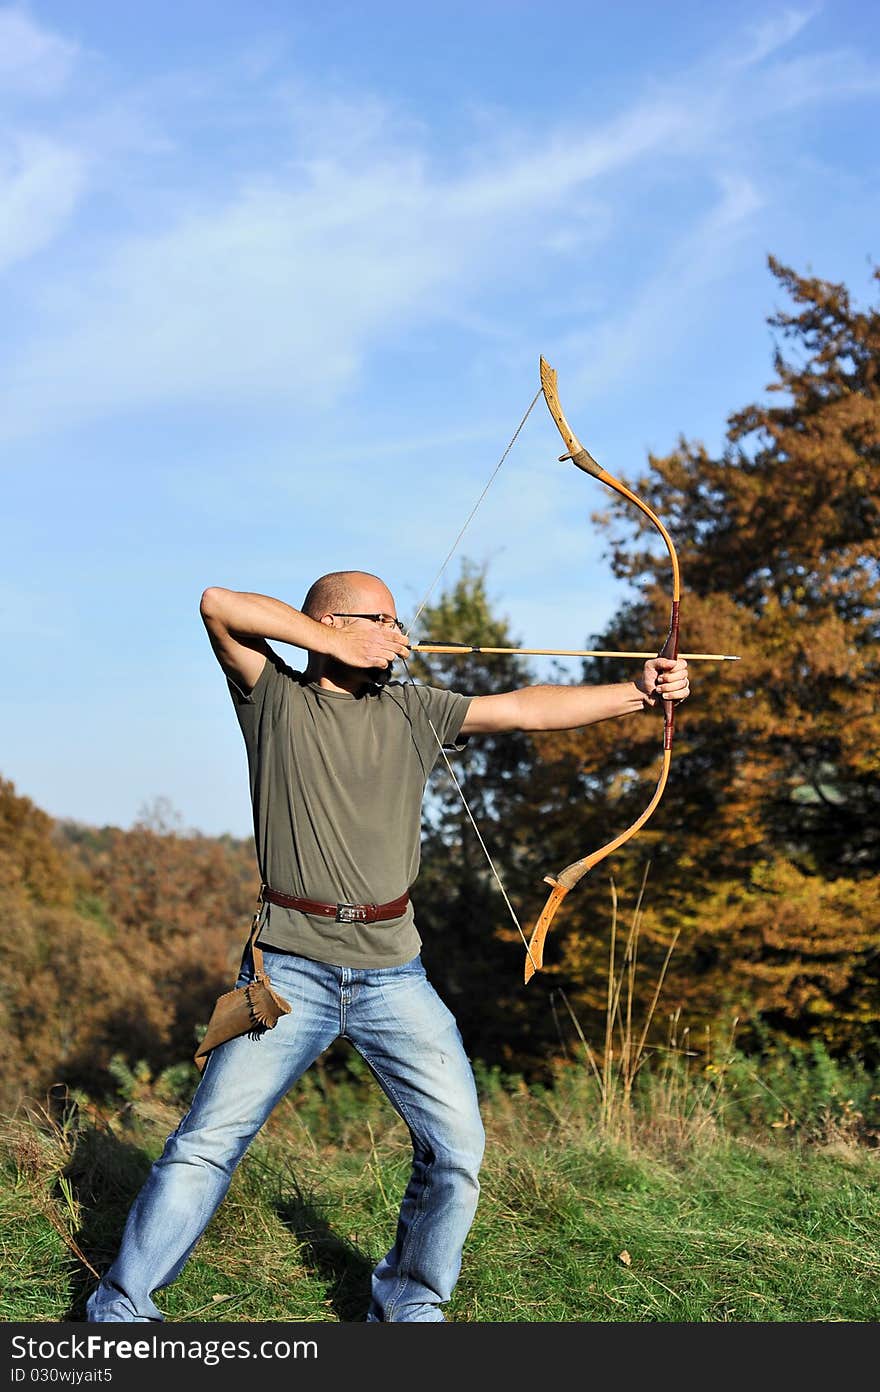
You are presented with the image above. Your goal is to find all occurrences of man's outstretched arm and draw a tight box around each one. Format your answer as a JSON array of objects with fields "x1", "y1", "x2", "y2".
[{"x1": 459, "y1": 658, "x2": 690, "y2": 734}]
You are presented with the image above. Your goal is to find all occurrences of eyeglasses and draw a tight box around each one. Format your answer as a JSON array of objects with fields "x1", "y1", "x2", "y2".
[{"x1": 332, "y1": 613, "x2": 407, "y2": 634}]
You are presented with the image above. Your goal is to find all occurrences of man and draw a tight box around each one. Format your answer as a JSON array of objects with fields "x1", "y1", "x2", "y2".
[{"x1": 86, "y1": 569, "x2": 690, "y2": 1323}]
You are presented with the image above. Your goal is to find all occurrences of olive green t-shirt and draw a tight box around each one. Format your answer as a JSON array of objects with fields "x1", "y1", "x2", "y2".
[{"x1": 227, "y1": 647, "x2": 473, "y2": 967}]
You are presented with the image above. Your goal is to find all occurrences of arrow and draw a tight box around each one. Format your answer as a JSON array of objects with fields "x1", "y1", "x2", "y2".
[{"x1": 410, "y1": 644, "x2": 739, "y2": 660}]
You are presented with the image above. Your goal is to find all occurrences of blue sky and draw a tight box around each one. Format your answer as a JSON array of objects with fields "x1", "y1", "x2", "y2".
[{"x1": 2, "y1": 1, "x2": 878, "y2": 838}]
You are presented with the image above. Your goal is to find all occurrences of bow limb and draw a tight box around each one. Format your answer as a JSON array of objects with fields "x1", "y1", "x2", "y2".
[
  {"x1": 524, "y1": 358, "x2": 681, "y2": 984},
  {"x1": 523, "y1": 748, "x2": 672, "y2": 982}
]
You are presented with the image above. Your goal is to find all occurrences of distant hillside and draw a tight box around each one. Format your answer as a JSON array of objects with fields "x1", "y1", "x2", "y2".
[{"x1": 0, "y1": 776, "x2": 259, "y2": 1109}]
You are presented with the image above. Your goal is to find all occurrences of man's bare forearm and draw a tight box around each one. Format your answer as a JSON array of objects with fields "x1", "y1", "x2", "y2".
[
  {"x1": 509, "y1": 681, "x2": 651, "y2": 730},
  {"x1": 200, "y1": 587, "x2": 330, "y2": 653},
  {"x1": 463, "y1": 680, "x2": 654, "y2": 734}
]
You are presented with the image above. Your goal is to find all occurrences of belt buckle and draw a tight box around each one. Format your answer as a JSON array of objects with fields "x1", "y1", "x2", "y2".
[{"x1": 336, "y1": 903, "x2": 367, "y2": 923}]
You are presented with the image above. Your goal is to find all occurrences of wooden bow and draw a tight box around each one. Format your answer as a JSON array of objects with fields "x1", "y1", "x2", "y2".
[{"x1": 522, "y1": 357, "x2": 681, "y2": 983}]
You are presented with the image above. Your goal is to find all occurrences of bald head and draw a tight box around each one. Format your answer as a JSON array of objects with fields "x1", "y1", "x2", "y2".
[{"x1": 302, "y1": 570, "x2": 396, "y2": 623}]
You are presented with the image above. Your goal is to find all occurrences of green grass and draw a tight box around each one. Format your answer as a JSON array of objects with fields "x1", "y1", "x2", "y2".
[{"x1": 1, "y1": 1049, "x2": 878, "y2": 1323}]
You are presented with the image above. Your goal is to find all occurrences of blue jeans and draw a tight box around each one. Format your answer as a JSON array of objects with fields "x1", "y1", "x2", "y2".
[{"x1": 86, "y1": 949, "x2": 485, "y2": 1323}]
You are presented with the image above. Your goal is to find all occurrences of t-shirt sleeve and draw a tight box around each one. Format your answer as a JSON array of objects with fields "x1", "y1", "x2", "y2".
[
  {"x1": 226, "y1": 646, "x2": 295, "y2": 752},
  {"x1": 400, "y1": 682, "x2": 473, "y2": 758},
  {"x1": 431, "y1": 685, "x2": 473, "y2": 750}
]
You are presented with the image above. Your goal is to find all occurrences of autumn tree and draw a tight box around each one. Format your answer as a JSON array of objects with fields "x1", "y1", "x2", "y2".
[
  {"x1": 532, "y1": 257, "x2": 880, "y2": 1059},
  {"x1": 0, "y1": 777, "x2": 258, "y2": 1106}
]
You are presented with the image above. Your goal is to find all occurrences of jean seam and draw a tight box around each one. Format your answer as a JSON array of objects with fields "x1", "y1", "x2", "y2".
[{"x1": 352, "y1": 1043, "x2": 434, "y2": 1321}]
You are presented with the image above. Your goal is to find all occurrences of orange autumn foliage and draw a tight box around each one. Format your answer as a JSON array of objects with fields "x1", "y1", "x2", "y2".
[{"x1": 0, "y1": 777, "x2": 259, "y2": 1109}]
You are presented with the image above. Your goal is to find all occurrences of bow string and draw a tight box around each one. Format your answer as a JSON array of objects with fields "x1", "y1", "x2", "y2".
[{"x1": 404, "y1": 356, "x2": 682, "y2": 985}]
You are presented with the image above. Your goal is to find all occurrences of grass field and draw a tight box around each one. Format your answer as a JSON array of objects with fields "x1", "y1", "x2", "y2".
[{"x1": 2, "y1": 1041, "x2": 878, "y2": 1325}]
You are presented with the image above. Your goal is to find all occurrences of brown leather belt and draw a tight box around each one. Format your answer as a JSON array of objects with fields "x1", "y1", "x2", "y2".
[{"x1": 263, "y1": 885, "x2": 410, "y2": 925}]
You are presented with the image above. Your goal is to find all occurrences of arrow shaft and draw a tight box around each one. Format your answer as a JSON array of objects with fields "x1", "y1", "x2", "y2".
[{"x1": 411, "y1": 645, "x2": 739, "y2": 660}]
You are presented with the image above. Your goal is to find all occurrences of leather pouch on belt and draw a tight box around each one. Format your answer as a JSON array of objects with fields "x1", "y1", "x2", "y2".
[{"x1": 193, "y1": 891, "x2": 291, "y2": 1073}]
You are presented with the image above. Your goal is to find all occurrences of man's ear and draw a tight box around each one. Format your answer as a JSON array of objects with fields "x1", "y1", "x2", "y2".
[{"x1": 319, "y1": 613, "x2": 336, "y2": 627}]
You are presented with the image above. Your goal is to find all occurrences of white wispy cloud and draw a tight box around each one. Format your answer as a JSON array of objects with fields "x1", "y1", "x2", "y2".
[
  {"x1": 0, "y1": 4, "x2": 875, "y2": 443},
  {"x1": 0, "y1": 133, "x2": 87, "y2": 271},
  {"x1": 734, "y1": 5, "x2": 820, "y2": 68},
  {"x1": 0, "y1": 6, "x2": 79, "y2": 96},
  {"x1": 0, "y1": 100, "x2": 700, "y2": 438}
]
